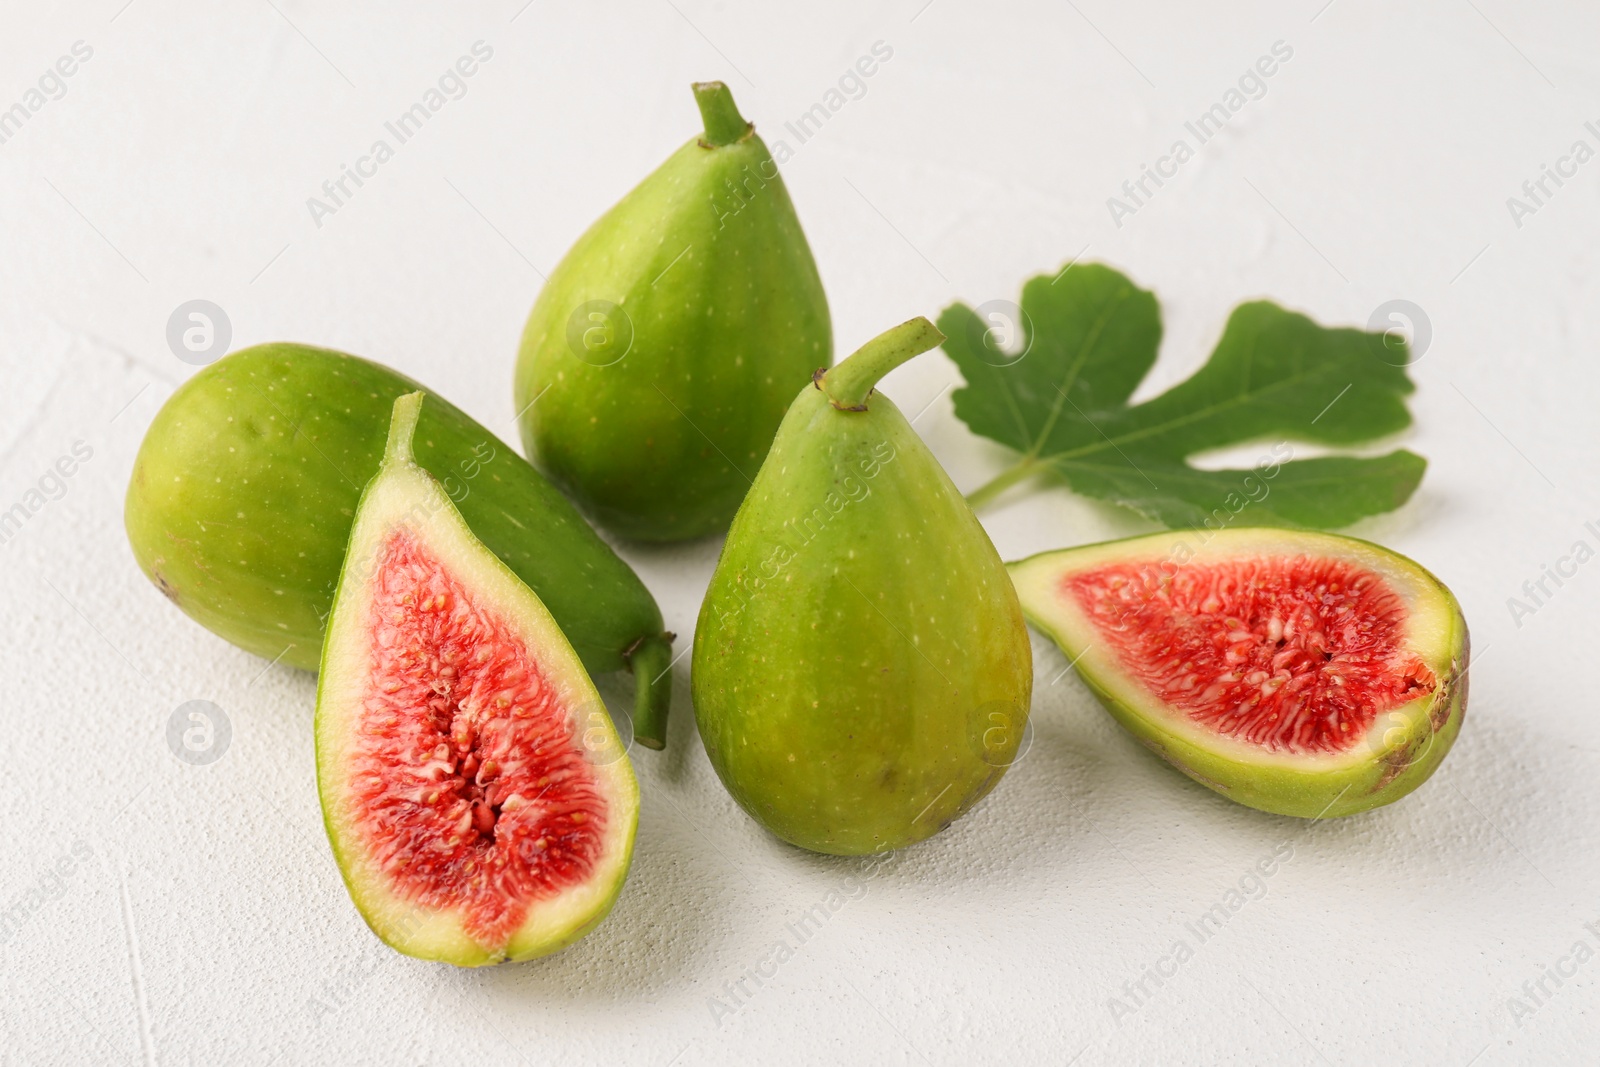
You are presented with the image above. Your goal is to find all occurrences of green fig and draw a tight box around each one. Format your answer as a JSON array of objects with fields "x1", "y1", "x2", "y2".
[
  {"x1": 515, "y1": 81, "x2": 831, "y2": 542},
  {"x1": 125, "y1": 344, "x2": 674, "y2": 747},
  {"x1": 318, "y1": 394, "x2": 637, "y2": 965},
  {"x1": 692, "y1": 318, "x2": 1034, "y2": 855},
  {"x1": 1009, "y1": 528, "x2": 1470, "y2": 818}
]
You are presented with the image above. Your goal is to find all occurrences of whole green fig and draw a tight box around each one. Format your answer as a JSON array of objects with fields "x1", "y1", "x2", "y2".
[
  {"x1": 514, "y1": 81, "x2": 830, "y2": 542},
  {"x1": 126, "y1": 344, "x2": 675, "y2": 746},
  {"x1": 692, "y1": 318, "x2": 1034, "y2": 855}
]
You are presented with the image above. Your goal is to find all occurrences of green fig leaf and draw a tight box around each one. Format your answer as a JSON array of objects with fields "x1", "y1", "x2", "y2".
[
  {"x1": 1052, "y1": 452, "x2": 1427, "y2": 530},
  {"x1": 941, "y1": 264, "x2": 1427, "y2": 528}
]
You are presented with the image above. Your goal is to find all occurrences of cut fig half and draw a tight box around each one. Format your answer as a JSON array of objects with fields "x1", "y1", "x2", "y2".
[
  {"x1": 1009, "y1": 528, "x2": 1469, "y2": 818},
  {"x1": 316, "y1": 393, "x2": 638, "y2": 966}
]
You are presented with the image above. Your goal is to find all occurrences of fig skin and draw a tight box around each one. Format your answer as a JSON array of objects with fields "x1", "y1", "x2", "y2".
[
  {"x1": 1009, "y1": 529, "x2": 1470, "y2": 818},
  {"x1": 124, "y1": 343, "x2": 674, "y2": 746},
  {"x1": 692, "y1": 319, "x2": 1034, "y2": 855},
  {"x1": 514, "y1": 81, "x2": 830, "y2": 543}
]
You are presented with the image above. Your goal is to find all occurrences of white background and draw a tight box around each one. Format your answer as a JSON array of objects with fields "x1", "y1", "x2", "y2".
[{"x1": 2, "y1": 1, "x2": 1597, "y2": 1064}]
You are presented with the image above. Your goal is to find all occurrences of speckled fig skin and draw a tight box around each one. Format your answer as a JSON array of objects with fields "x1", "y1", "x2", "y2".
[
  {"x1": 514, "y1": 81, "x2": 830, "y2": 542},
  {"x1": 692, "y1": 319, "x2": 1034, "y2": 855}
]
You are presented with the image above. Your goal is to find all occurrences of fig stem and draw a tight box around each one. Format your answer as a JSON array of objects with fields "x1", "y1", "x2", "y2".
[
  {"x1": 384, "y1": 392, "x2": 426, "y2": 467},
  {"x1": 819, "y1": 317, "x2": 946, "y2": 411},
  {"x1": 693, "y1": 81, "x2": 751, "y2": 147},
  {"x1": 627, "y1": 634, "x2": 674, "y2": 750}
]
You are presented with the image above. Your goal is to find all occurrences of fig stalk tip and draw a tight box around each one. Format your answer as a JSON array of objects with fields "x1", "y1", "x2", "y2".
[
  {"x1": 820, "y1": 317, "x2": 946, "y2": 411},
  {"x1": 693, "y1": 81, "x2": 751, "y2": 147}
]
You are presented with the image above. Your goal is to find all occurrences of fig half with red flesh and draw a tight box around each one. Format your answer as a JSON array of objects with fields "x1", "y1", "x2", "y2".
[
  {"x1": 1009, "y1": 529, "x2": 1468, "y2": 818},
  {"x1": 316, "y1": 393, "x2": 638, "y2": 965}
]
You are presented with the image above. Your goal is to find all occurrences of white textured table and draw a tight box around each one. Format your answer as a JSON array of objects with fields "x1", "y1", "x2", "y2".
[{"x1": 3, "y1": 2, "x2": 1596, "y2": 1063}]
